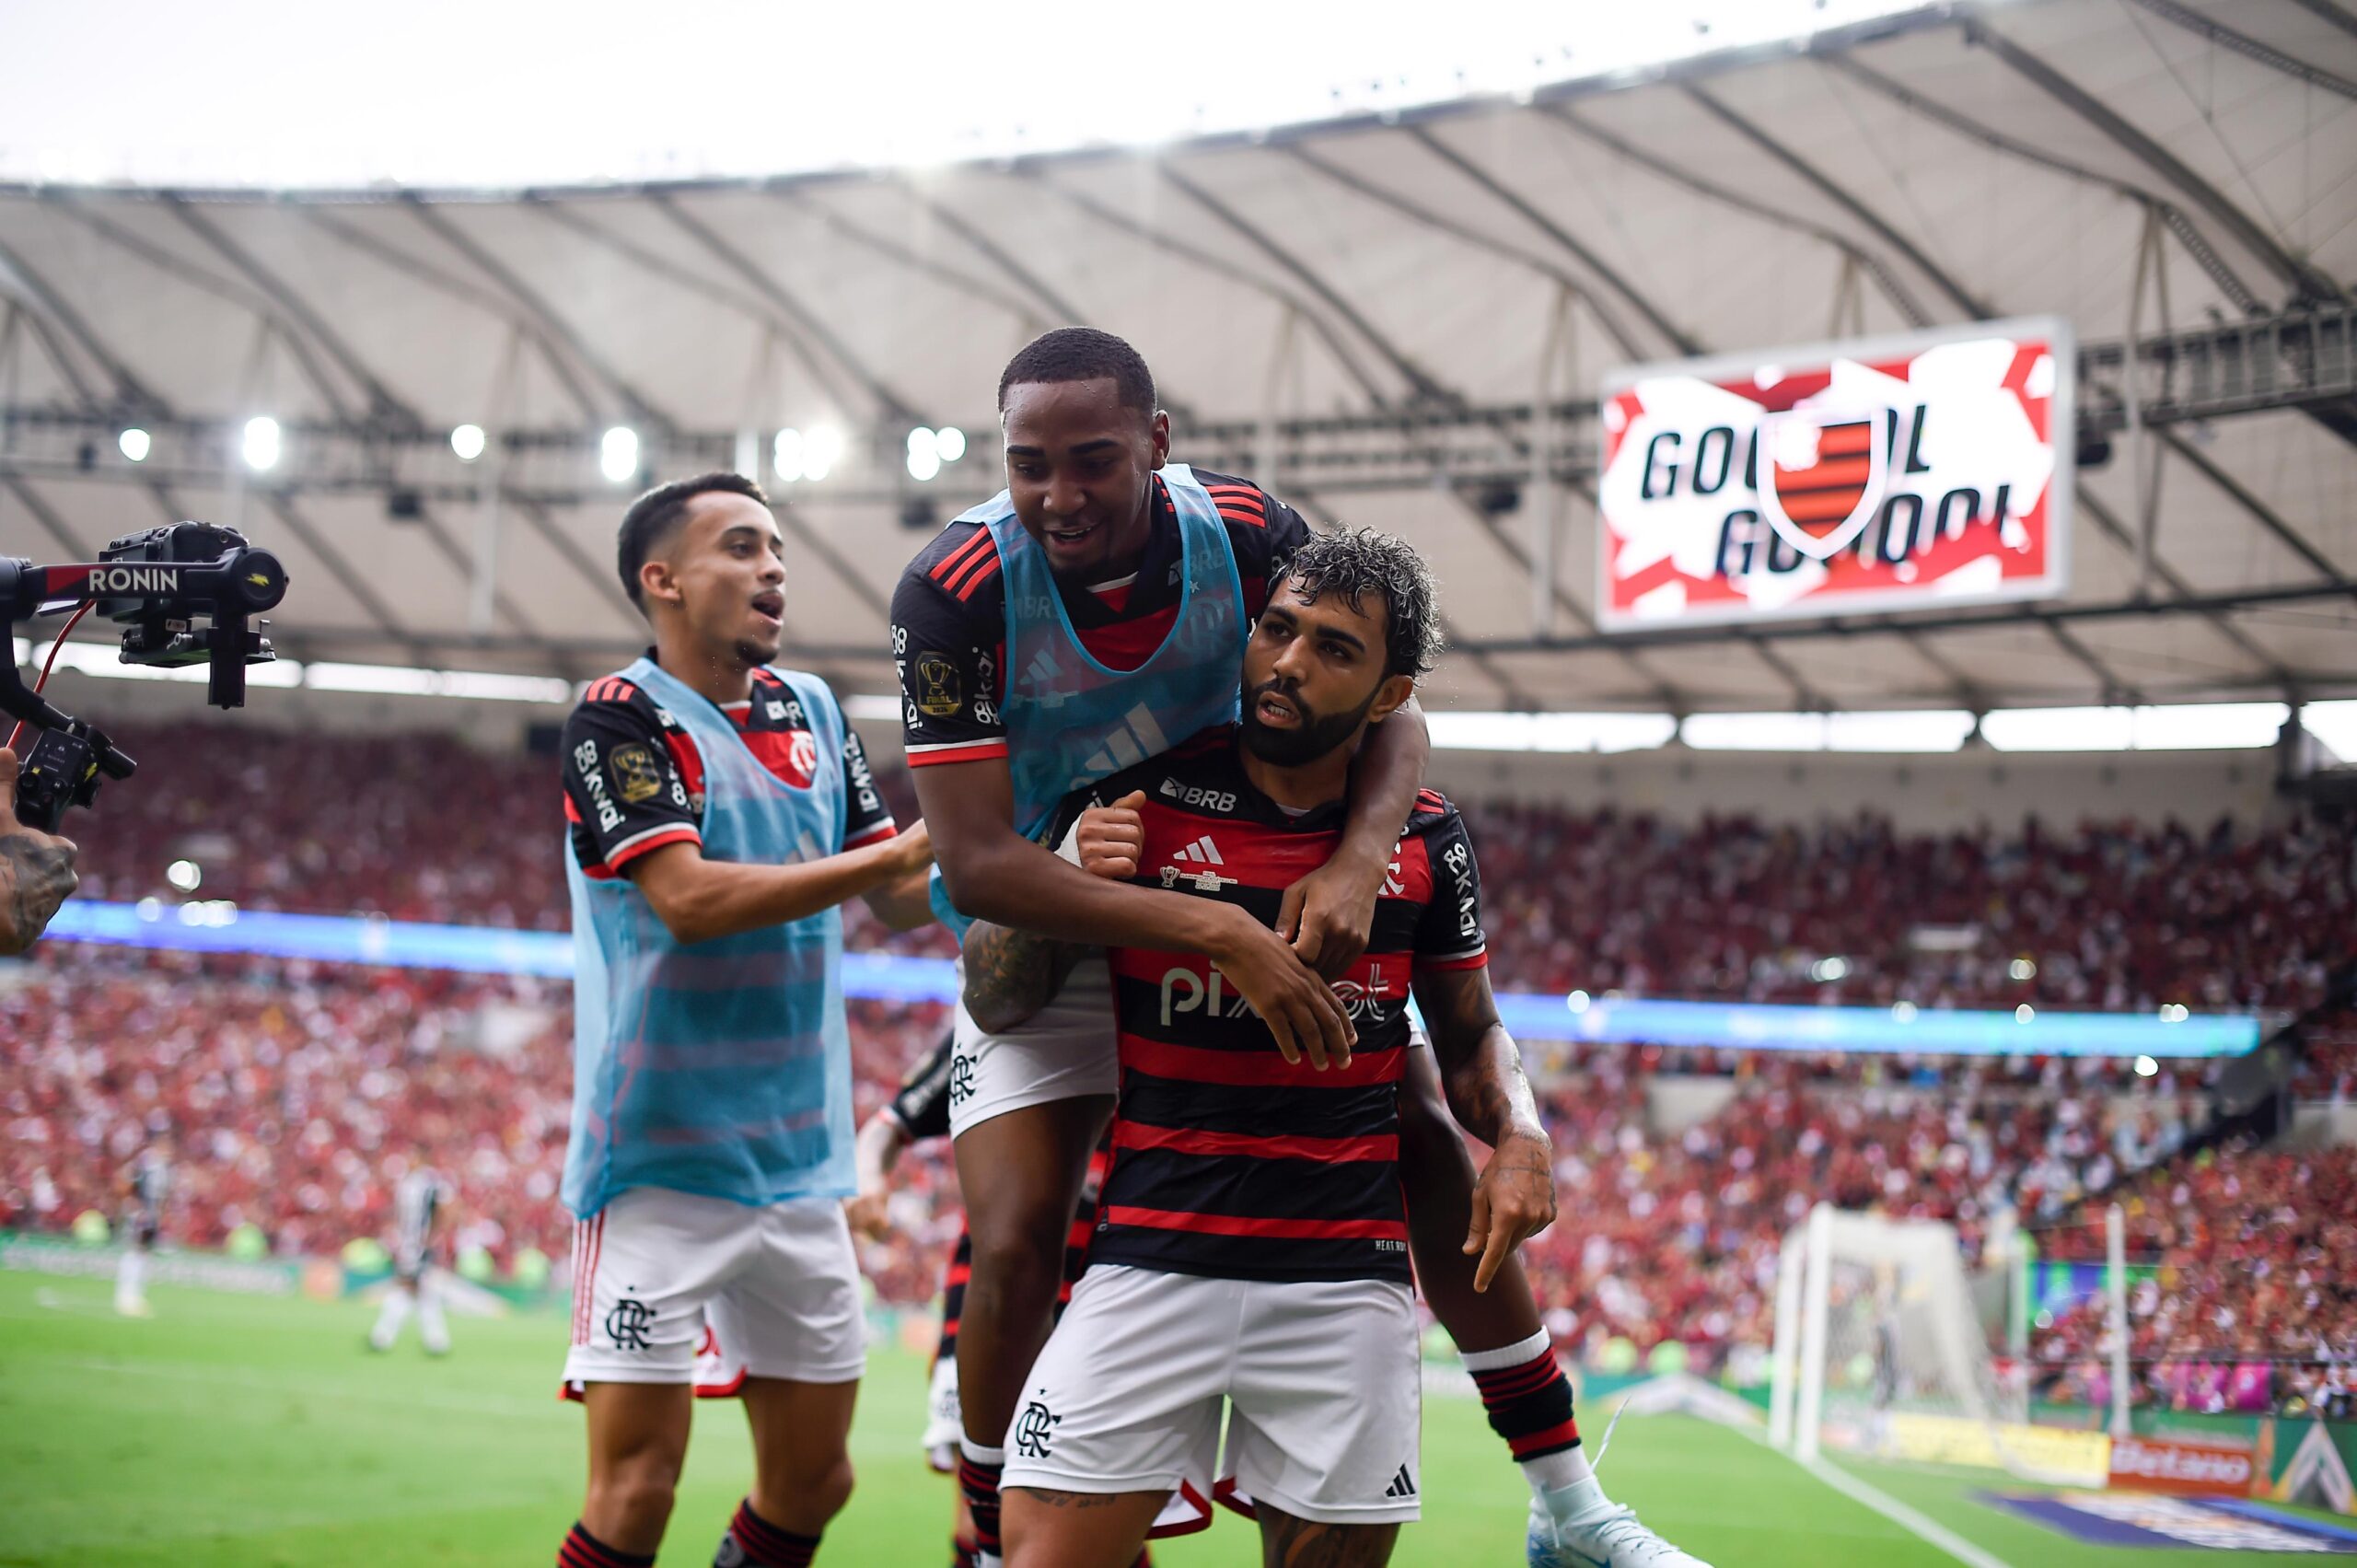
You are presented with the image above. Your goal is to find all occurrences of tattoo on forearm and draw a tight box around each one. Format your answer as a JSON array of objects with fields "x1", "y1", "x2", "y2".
[
  {"x1": 0, "y1": 831, "x2": 75, "y2": 955},
  {"x1": 961, "y1": 920, "x2": 1074, "y2": 1025}
]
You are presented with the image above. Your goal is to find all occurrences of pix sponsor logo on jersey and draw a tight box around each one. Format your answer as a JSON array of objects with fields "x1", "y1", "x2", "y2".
[{"x1": 1160, "y1": 959, "x2": 1397, "y2": 1028}]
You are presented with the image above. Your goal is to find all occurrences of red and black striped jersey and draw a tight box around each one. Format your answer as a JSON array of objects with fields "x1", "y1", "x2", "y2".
[
  {"x1": 889, "y1": 470, "x2": 1311, "y2": 770},
  {"x1": 560, "y1": 661, "x2": 895, "y2": 879},
  {"x1": 1043, "y1": 727, "x2": 1488, "y2": 1285}
]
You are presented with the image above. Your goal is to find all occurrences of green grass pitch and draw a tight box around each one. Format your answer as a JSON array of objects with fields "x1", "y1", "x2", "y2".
[{"x1": 0, "y1": 1269, "x2": 2324, "y2": 1565}]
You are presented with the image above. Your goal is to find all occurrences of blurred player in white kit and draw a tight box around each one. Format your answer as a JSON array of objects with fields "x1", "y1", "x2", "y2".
[{"x1": 369, "y1": 1167, "x2": 453, "y2": 1355}]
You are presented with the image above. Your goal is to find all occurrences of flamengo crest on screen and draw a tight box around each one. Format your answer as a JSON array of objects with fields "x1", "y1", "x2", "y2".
[{"x1": 1596, "y1": 318, "x2": 2073, "y2": 631}]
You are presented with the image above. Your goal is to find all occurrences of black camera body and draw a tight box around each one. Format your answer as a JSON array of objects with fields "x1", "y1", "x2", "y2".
[{"x1": 3, "y1": 520, "x2": 286, "y2": 831}]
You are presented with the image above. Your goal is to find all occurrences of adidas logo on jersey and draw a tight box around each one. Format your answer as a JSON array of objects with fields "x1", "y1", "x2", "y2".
[
  {"x1": 1080, "y1": 703, "x2": 1173, "y2": 776},
  {"x1": 1385, "y1": 1464, "x2": 1417, "y2": 1499},
  {"x1": 1158, "y1": 835, "x2": 1236, "y2": 893}
]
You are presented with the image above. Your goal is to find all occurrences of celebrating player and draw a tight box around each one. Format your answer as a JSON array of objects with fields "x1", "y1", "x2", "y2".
[
  {"x1": 368, "y1": 1165, "x2": 453, "y2": 1355},
  {"x1": 949, "y1": 528, "x2": 1522, "y2": 1562},
  {"x1": 894, "y1": 327, "x2": 1421, "y2": 1560},
  {"x1": 895, "y1": 330, "x2": 1697, "y2": 1566},
  {"x1": 554, "y1": 472, "x2": 936, "y2": 1568}
]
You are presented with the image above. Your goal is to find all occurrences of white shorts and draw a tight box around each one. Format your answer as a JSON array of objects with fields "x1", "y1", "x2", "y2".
[
  {"x1": 946, "y1": 958, "x2": 1119, "y2": 1138},
  {"x1": 562, "y1": 1186, "x2": 865, "y2": 1395},
  {"x1": 1001, "y1": 1264, "x2": 1422, "y2": 1527}
]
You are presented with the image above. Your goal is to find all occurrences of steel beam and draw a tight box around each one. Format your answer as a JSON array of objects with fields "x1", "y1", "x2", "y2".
[
  {"x1": 646, "y1": 193, "x2": 922, "y2": 424},
  {"x1": 163, "y1": 196, "x2": 424, "y2": 430},
  {"x1": 402, "y1": 196, "x2": 675, "y2": 431},
  {"x1": 1018, "y1": 171, "x2": 1392, "y2": 406},
  {"x1": 50, "y1": 197, "x2": 357, "y2": 421},
  {"x1": 776, "y1": 186, "x2": 1040, "y2": 326},
  {"x1": 1682, "y1": 83, "x2": 1991, "y2": 321},
  {"x1": 1967, "y1": 16, "x2": 2345, "y2": 306},
  {"x1": 1542, "y1": 104, "x2": 1933, "y2": 328},
  {"x1": 1157, "y1": 161, "x2": 1447, "y2": 405},
  {"x1": 2159, "y1": 432, "x2": 2356, "y2": 593},
  {"x1": 1404, "y1": 124, "x2": 1703, "y2": 356},
  {"x1": 2124, "y1": 0, "x2": 2357, "y2": 99},
  {"x1": 296, "y1": 206, "x2": 603, "y2": 424},
  {"x1": 1280, "y1": 143, "x2": 1648, "y2": 358},
  {"x1": 1442, "y1": 580, "x2": 2352, "y2": 656},
  {"x1": 1825, "y1": 55, "x2": 2264, "y2": 315},
  {"x1": 2282, "y1": 0, "x2": 2357, "y2": 41}
]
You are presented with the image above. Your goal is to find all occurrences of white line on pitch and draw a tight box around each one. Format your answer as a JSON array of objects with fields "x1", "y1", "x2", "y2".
[{"x1": 1795, "y1": 1453, "x2": 2015, "y2": 1568}]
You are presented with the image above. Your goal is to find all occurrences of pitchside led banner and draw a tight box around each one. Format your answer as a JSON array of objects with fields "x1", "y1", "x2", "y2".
[{"x1": 1597, "y1": 319, "x2": 2072, "y2": 630}]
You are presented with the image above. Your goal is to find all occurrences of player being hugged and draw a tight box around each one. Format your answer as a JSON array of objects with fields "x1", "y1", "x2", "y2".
[{"x1": 554, "y1": 472, "x2": 935, "y2": 1568}]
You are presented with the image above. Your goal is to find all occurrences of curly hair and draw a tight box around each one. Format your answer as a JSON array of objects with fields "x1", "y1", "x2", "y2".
[{"x1": 1277, "y1": 527, "x2": 1445, "y2": 679}]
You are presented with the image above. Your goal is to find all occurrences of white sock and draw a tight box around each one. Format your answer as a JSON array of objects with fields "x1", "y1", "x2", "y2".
[
  {"x1": 417, "y1": 1278, "x2": 449, "y2": 1353},
  {"x1": 371, "y1": 1284, "x2": 413, "y2": 1348},
  {"x1": 115, "y1": 1249, "x2": 147, "y2": 1308}
]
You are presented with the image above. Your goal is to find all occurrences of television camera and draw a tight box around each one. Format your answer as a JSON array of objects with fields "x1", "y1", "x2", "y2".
[{"x1": 2, "y1": 521, "x2": 286, "y2": 831}]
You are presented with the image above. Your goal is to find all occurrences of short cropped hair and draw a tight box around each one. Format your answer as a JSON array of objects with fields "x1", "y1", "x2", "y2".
[
  {"x1": 617, "y1": 470, "x2": 767, "y2": 611},
  {"x1": 1277, "y1": 528, "x2": 1445, "y2": 679},
  {"x1": 997, "y1": 327, "x2": 1157, "y2": 417}
]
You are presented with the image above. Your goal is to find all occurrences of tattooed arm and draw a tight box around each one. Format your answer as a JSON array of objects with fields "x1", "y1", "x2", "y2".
[
  {"x1": 960, "y1": 918, "x2": 1088, "y2": 1035},
  {"x1": 0, "y1": 749, "x2": 78, "y2": 957},
  {"x1": 1411, "y1": 963, "x2": 1557, "y2": 1291}
]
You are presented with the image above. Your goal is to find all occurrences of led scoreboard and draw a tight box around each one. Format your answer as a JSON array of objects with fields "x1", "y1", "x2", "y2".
[{"x1": 1596, "y1": 319, "x2": 2072, "y2": 631}]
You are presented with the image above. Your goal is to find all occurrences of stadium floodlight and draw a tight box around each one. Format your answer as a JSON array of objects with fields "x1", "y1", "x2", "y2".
[
  {"x1": 2303, "y1": 701, "x2": 2357, "y2": 763},
  {"x1": 2014, "y1": 1004, "x2": 2036, "y2": 1023},
  {"x1": 773, "y1": 427, "x2": 806, "y2": 483},
  {"x1": 2134, "y1": 1054, "x2": 2159, "y2": 1077},
  {"x1": 242, "y1": 415, "x2": 281, "y2": 470},
  {"x1": 1566, "y1": 990, "x2": 1591, "y2": 1014},
  {"x1": 2159, "y1": 1004, "x2": 2190, "y2": 1024},
  {"x1": 450, "y1": 424, "x2": 486, "y2": 461},
  {"x1": 2009, "y1": 958, "x2": 2038, "y2": 981},
  {"x1": 166, "y1": 859, "x2": 201, "y2": 892},
  {"x1": 1810, "y1": 956, "x2": 1850, "y2": 982},
  {"x1": 1891, "y1": 1001, "x2": 1919, "y2": 1023},
  {"x1": 906, "y1": 427, "x2": 942, "y2": 483},
  {"x1": 935, "y1": 425, "x2": 967, "y2": 462},
  {"x1": 118, "y1": 427, "x2": 151, "y2": 462},
  {"x1": 599, "y1": 426, "x2": 639, "y2": 483},
  {"x1": 803, "y1": 425, "x2": 843, "y2": 482}
]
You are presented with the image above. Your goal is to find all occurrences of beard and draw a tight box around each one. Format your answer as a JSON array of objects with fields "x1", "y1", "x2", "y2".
[{"x1": 1238, "y1": 677, "x2": 1380, "y2": 767}]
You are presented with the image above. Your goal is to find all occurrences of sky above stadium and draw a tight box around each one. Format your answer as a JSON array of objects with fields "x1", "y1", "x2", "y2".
[{"x1": 2, "y1": 0, "x2": 1945, "y2": 190}]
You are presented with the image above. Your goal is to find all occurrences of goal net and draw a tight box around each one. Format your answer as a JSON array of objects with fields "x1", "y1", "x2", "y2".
[{"x1": 1769, "y1": 1205, "x2": 2091, "y2": 1484}]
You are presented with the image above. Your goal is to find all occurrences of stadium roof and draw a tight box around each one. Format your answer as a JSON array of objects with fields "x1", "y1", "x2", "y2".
[{"x1": 1, "y1": 0, "x2": 2352, "y2": 720}]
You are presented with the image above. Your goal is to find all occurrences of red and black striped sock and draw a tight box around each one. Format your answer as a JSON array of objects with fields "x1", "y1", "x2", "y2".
[
  {"x1": 1463, "y1": 1330, "x2": 1581, "y2": 1469},
  {"x1": 717, "y1": 1498, "x2": 819, "y2": 1566},
  {"x1": 558, "y1": 1521, "x2": 655, "y2": 1568},
  {"x1": 951, "y1": 1529, "x2": 979, "y2": 1568},
  {"x1": 957, "y1": 1444, "x2": 1004, "y2": 1562}
]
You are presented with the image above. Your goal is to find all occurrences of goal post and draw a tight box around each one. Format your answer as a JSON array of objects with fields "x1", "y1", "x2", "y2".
[{"x1": 1770, "y1": 1204, "x2": 2096, "y2": 1482}]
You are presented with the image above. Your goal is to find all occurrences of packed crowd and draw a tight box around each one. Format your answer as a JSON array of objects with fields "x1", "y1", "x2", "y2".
[
  {"x1": 0, "y1": 948, "x2": 947, "y2": 1277},
  {"x1": 2026, "y1": 1143, "x2": 2357, "y2": 1420},
  {"x1": 69, "y1": 724, "x2": 2351, "y2": 1042}
]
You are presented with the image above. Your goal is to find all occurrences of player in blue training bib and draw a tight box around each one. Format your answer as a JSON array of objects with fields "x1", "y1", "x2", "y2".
[
  {"x1": 889, "y1": 328, "x2": 1438, "y2": 1561},
  {"x1": 553, "y1": 471, "x2": 935, "y2": 1568}
]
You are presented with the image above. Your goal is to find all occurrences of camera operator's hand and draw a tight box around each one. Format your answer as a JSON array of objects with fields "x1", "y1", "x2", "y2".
[{"x1": 0, "y1": 747, "x2": 78, "y2": 956}]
